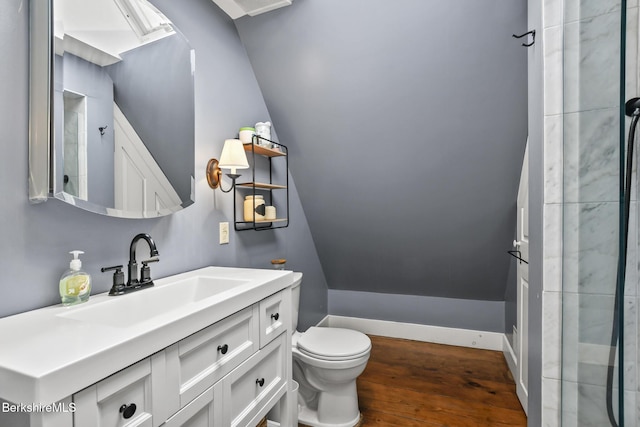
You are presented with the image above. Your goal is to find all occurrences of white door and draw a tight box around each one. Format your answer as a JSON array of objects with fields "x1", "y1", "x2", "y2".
[
  {"x1": 515, "y1": 141, "x2": 529, "y2": 414},
  {"x1": 113, "y1": 104, "x2": 181, "y2": 216}
]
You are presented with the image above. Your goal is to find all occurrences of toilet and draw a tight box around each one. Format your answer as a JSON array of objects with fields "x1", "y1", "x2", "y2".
[{"x1": 291, "y1": 272, "x2": 371, "y2": 427}]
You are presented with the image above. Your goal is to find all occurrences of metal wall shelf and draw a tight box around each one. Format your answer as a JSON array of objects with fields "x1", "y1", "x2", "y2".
[{"x1": 234, "y1": 136, "x2": 289, "y2": 231}]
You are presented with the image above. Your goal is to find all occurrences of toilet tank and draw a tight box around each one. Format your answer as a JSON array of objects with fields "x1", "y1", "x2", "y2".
[{"x1": 291, "y1": 272, "x2": 303, "y2": 332}]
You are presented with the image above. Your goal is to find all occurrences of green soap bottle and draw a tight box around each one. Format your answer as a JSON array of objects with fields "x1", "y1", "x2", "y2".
[{"x1": 59, "y1": 251, "x2": 92, "y2": 306}]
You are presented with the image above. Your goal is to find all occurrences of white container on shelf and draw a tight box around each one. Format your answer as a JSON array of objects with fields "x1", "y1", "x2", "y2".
[
  {"x1": 265, "y1": 205, "x2": 276, "y2": 220},
  {"x1": 238, "y1": 127, "x2": 255, "y2": 144},
  {"x1": 255, "y1": 121, "x2": 271, "y2": 146},
  {"x1": 244, "y1": 195, "x2": 265, "y2": 222}
]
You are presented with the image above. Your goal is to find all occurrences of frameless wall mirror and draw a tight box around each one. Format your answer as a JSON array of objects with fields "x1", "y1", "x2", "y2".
[{"x1": 29, "y1": 0, "x2": 195, "y2": 218}]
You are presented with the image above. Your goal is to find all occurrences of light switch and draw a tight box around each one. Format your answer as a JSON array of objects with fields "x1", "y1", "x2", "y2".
[{"x1": 219, "y1": 222, "x2": 229, "y2": 244}]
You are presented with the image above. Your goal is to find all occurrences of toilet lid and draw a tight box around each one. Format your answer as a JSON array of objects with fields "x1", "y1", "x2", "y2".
[{"x1": 297, "y1": 327, "x2": 371, "y2": 361}]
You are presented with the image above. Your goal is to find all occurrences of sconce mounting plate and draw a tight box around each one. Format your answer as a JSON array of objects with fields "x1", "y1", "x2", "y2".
[{"x1": 206, "y1": 158, "x2": 221, "y2": 189}]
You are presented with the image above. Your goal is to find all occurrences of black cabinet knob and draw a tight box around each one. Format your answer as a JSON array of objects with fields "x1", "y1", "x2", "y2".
[
  {"x1": 119, "y1": 403, "x2": 136, "y2": 419},
  {"x1": 217, "y1": 344, "x2": 229, "y2": 355},
  {"x1": 270, "y1": 313, "x2": 280, "y2": 321},
  {"x1": 256, "y1": 378, "x2": 265, "y2": 387}
]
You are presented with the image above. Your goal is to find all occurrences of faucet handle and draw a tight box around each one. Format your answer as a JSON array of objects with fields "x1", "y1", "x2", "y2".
[
  {"x1": 102, "y1": 265, "x2": 125, "y2": 295},
  {"x1": 140, "y1": 258, "x2": 159, "y2": 284}
]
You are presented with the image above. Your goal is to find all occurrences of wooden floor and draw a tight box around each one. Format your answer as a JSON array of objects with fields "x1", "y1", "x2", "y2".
[{"x1": 354, "y1": 335, "x2": 527, "y2": 427}]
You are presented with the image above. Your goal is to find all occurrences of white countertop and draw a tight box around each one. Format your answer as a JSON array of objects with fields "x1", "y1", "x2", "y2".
[{"x1": 0, "y1": 266, "x2": 293, "y2": 406}]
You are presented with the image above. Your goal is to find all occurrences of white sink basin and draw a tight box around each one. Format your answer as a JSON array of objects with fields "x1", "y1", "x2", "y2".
[{"x1": 58, "y1": 276, "x2": 250, "y2": 327}]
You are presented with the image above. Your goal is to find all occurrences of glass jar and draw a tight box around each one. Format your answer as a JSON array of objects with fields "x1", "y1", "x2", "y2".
[
  {"x1": 271, "y1": 259, "x2": 286, "y2": 270},
  {"x1": 255, "y1": 122, "x2": 271, "y2": 146},
  {"x1": 244, "y1": 195, "x2": 265, "y2": 222}
]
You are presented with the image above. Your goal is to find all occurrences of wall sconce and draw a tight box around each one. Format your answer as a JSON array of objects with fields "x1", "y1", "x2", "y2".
[{"x1": 206, "y1": 139, "x2": 249, "y2": 193}]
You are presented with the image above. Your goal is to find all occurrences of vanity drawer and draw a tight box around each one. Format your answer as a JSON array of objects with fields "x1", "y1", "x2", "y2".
[
  {"x1": 161, "y1": 384, "x2": 221, "y2": 427},
  {"x1": 221, "y1": 333, "x2": 287, "y2": 427},
  {"x1": 258, "y1": 289, "x2": 290, "y2": 348},
  {"x1": 73, "y1": 354, "x2": 164, "y2": 427},
  {"x1": 165, "y1": 305, "x2": 259, "y2": 414}
]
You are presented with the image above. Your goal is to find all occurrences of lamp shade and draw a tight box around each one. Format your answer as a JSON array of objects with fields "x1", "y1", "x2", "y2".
[{"x1": 219, "y1": 139, "x2": 249, "y2": 173}]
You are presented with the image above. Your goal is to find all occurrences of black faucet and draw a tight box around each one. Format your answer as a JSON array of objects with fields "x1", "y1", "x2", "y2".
[
  {"x1": 102, "y1": 233, "x2": 159, "y2": 296},
  {"x1": 128, "y1": 233, "x2": 159, "y2": 286}
]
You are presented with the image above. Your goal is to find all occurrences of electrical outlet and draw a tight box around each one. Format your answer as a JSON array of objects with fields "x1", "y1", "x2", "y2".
[{"x1": 219, "y1": 222, "x2": 229, "y2": 244}]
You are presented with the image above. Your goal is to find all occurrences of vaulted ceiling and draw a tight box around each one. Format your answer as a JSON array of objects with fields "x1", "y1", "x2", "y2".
[{"x1": 234, "y1": 0, "x2": 528, "y2": 301}]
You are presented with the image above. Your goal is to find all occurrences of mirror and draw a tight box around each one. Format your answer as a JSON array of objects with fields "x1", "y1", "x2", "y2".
[{"x1": 29, "y1": 0, "x2": 195, "y2": 218}]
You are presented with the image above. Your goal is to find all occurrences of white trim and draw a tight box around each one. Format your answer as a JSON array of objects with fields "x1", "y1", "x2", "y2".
[
  {"x1": 317, "y1": 315, "x2": 503, "y2": 351},
  {"x1": 503, "y1": 333, "x2": 518, "y2": 380}
]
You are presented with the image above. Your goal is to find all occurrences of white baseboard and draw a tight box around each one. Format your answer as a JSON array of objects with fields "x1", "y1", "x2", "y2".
[
  {"x1": 316, "y1": 315, "x2": 504, "y2": 351},
  {"x1": 503, "y1": 333, "x2": 518, "y2": 379}
]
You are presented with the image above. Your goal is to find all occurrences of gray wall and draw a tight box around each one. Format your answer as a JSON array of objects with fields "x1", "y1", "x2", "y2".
[
  {"x1": 0, "y1": 0, "x2": 327, "y2": 332},
  {"x1": 329, "y1": 289, "x2": 505, "y2": 332},
  {"x1": 106, "y1": 33, "x2": 195, "y2": 203},
  {"x1": 236, "y1": 0, "x2": 528, "y2": 325}
]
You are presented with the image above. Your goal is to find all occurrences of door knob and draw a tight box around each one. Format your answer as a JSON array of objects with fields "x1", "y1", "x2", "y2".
[{"x1": 513, "y1": 240, "x2": 522, "y2": 247}]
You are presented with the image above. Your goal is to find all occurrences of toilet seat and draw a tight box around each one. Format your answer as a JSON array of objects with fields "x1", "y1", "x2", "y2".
[{"x1": 297, "y1": 327, "x2": 371, "y2": 361}]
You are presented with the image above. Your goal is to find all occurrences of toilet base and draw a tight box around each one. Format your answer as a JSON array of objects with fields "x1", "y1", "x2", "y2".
[{"x1": 298, "y1": 405, "x2": 361, "y2": 427}]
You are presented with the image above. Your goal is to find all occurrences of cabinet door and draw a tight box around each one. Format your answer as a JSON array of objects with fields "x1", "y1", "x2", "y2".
[
  {"x1": 258, "y1": 289, "x2": 290, "y2": 348},
  {"x1": 161, "y1": 384, "x2": 221, "y2": 427},
  {"x1": 221, "y1": 333, "x2": 287, "y2": 427},
  {"x1": 73, "y1": 354, "x2": 164, "y2": 427},
  {"x1": 165, "y1": 305, "x2": 259, "y2": 415}
]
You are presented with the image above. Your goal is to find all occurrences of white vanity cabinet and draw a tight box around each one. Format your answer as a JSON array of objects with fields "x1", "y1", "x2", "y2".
[
  {"x1": 0, "y1": 267, "x2": 294, "y2": 427},
  {"x1": 164, "y1": 289, "x2": 290, "y2": 427},
  {"x1": 69, "y1": 291, "x2": 290, "y2": 427},
  {"x1": 160, "y1": 334, "x2": 288, "y2": 427}
]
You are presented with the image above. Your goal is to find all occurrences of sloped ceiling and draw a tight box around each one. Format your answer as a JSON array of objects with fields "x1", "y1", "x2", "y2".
[{"x1": 235, "y1": 0, "x2": 528, "y2": 301}]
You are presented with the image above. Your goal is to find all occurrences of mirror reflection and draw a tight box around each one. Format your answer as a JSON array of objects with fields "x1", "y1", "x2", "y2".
[{"x1": 52, "y1": 0, "x2": 195, "y2": 218}]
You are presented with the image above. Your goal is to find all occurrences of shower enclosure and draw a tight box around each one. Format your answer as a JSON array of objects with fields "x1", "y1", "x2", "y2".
[{"x1": 561, "y1": 0, "x2": 639, "y2": 425}]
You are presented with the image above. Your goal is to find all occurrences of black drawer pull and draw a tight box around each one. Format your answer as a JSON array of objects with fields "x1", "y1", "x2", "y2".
[
  {"x1": 217, "y1": 344, "x2": 229, "y2": 355},
  {"x1": 256, "y1": 378, "x2": 265, "y2": 387},
  {"x1": 270, "y1": 313, "x2": 280, "y2": 321},
  {"x1": 119, "y1": 403, "x2": 136, "y2": 419}
]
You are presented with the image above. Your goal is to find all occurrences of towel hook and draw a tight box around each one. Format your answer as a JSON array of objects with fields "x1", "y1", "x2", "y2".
[
  {"x1": 512, "y1": 30, "x2": 536, "y2": 47},
  {"x1": 99, "y1": 125, "x2": 108, "y2": 136},
  {"x1": 507, "y1": 250, "x2": 529, "y2": 264}
]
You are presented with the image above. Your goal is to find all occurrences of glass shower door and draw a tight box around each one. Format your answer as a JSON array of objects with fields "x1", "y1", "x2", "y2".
[{"x1": 561, "y1": 0, "x2": 638, "y2": 425}]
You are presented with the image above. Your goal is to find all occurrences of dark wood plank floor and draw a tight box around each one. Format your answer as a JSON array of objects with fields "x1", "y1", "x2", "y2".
[{"x1": 355, "y1": 335, "x2": 527, "y2": 427}]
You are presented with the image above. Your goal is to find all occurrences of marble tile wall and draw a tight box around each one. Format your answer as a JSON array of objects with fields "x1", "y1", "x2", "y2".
[
  {"x1": 542, "y1": 0, "x2": 564, "y2": 425},
  {"x1": 551, "y1": 0, "x2": 640, "y2": 425}
]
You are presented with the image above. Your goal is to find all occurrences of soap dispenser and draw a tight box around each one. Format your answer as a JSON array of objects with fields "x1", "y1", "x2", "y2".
[{"x1": 59, "y1": 251, "x2": 92, "y2": 306}]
